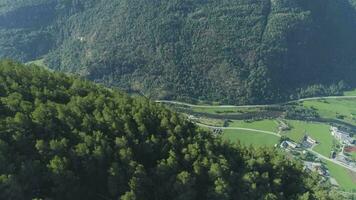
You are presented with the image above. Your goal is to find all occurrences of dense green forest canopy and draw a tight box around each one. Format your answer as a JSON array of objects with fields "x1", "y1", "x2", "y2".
[
  {"x1": 0, "y1": 0, "x2": 356, "y2": 104},
  {"x1": 0, "y1": 61, "x2": 339, "y2": 199}
]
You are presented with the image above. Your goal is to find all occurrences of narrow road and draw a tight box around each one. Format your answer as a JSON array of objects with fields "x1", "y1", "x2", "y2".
[
  {"x1": 156, "y1": 95, "x2": 356, "y2": 108},
  {"x1": 308, "y1": 149, "x2": 356, "y2": 173},
  {"x1": 195, "y1": 122, "x2": 356, "y2": 173}
]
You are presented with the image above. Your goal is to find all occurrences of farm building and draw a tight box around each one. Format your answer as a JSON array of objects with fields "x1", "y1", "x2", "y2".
[
  {"x1": 280, "y1": 140, "x2": 298, "y2": 149},
  {"x1": 301, "y1": 134, "x2": 317, "y2": 148}
]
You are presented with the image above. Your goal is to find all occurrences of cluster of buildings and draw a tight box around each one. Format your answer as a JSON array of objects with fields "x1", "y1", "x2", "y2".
[
  {"x1": 280, "y1": 134, "x2": 317, "y2": 150},
  {"x1": 280, "y1": 138, "x2": 332, "y2": 182},
  {"x1": 330, "y1": 126, "x2": 356, "y2": 166},
  {"x1": 330, "y1": 126, "x2": 355, "y2": 145},
  {"x1": 279, "y1": 134, "x2": 337, "y2": 185},
  {"x1": 277, "y1": 126, "x2": 356, "y2": 188}
]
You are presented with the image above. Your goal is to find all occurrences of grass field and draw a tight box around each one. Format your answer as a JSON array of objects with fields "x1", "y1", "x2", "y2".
[
  {"x1": 344, "y1": 89, "x2": 356, "y2": 96},
  {"x1": 349, "y1": 152, "x2": 356, "y2": 161},
  {"x1": 282, "y1": 120, "x2": 337, "y2": 157},
  {"x1": 228, "y1": 120, "x2": 278, "y2": 132},
  {"x1": 191, "y1": 107, "x2": 260, "y2": 114},
  {"x1": 197, "y1": 117, "x2": 225, "y2": 127},
  {"x1": 324, "y1": 160, "x2": 356, "y2": 191},
  {"x1": 223, "y1": 129, "x2": 280, "y2": 147},
  {"x1": 302, "y1": 99, "x2": 356, "y2": 126}
]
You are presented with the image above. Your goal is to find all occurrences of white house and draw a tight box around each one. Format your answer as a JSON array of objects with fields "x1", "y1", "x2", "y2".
[{"x1": 303, "y1": 135, "x2": 317, "y2": 145}]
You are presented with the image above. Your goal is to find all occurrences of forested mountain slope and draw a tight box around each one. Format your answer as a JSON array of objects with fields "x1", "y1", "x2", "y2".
[{"x1": 1, "y1": 0, "x2": 356, "y2": 104}]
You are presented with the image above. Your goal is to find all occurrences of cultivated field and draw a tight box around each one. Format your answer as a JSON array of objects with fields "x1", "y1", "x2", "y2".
[
  {"x1": 282, "y1": 120, "x2": 337, "y2": 157},
  {"x1": 302, "y1": 99, "x2": 356, "y2": 126},
  {"x1": 325, "y1": 160, "x2": 356, "y2": 190},
  {"x1": 227, "y1": 119, "x2": 278, "y2": 132},
  {"x1": 223, "y1": 129, "x2": 280, "y2": 148},
  {"x1": 191, "y1": 106, "x2": 258, "y2": 114},
  {"x1": 344, "y1": 89, "x2": 356, "y2": 96}
]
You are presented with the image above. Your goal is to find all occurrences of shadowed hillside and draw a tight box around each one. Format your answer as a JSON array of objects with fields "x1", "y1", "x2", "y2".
[{"x1": 1, "y1": 0, "x2": 356, "y2": 104}]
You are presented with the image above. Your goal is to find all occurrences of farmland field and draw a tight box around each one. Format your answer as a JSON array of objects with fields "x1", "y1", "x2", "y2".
[
  {"x1": 191, "y1": 106, "x2": 260, "y2": 114},
  {"x1": 302, "y1": 99, "x2": 356, "y2": 126},
  {"x1": 343, "y1": 89, "x2": 356, "y2": 96},
  {"x1": 324, "y1": 160, "x2": 356, "y2": 191},
  {"x1": 349, "y1": 152, "x2": 356, "y2": 161},
  {"x1": 282, "y1": 120, "x2": 337, "y2": 157},
  {"x1": 197, "y1": 117, "x2": 225, "y2": 127},
  {"x1": 228, "y1": 120, "x2": 278, "y2": 132},
  {"x1": 223, "y1": 129, "x2": 280, "y2": 147}
]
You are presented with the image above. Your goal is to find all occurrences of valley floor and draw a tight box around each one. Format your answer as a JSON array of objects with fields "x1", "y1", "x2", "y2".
[{"x1": 158, "y1": 92, "x2": 356, "y2": 192}]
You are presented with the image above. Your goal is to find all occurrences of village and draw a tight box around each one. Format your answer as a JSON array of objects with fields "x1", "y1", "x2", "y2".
[
  {"x1": 279, "y1": 126, "x2": 356, "y2": 187},
  {"x1": 180, "y1": 104, "x2": 356, "y2": 191}
]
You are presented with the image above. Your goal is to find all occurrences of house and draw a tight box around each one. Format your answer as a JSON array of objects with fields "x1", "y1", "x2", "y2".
[
  {"x1": 302, "y1": 134, "x2": 317, "y2": 148},
  {"x1": 281, "y1": 140, "x2": 298, "y2": 149},
  {"x1": 305, "y1": 135, "x2": 317, "y2": 145}
]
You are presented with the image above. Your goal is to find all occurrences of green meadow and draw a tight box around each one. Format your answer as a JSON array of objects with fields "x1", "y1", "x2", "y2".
[
  {"x1": 352, "y1": 152, "x2": 356, "y2": 160},
  {"x1": 343, "y1": 89, "x2": 356, "y2": 96},
  {"x1": 302, "y1": 99, "x2": 356, "y2": 125},
  {"x1": 324, "y1": 160, "x2": 356, "y2": 191},
  {"x1": 228, "y1": 119, "x2": 278, "y2": 132},
  {"x1": 223, "y1": 129, "x2": 280, "y2": 148},
  {"x1": 282, "y1": 120, "x2": 337, "y2": 157},
  {"x1": 191, "y1": 106, "x2": 260, "y2": 114}
]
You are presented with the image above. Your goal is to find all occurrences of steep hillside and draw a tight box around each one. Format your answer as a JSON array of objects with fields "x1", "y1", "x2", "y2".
[
  {"x1": 0, "y1": 61, "x2": 338, "y2": 199},
  {"x1": 1, "y1": 0, "x2": 356, "y2": 104}
]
